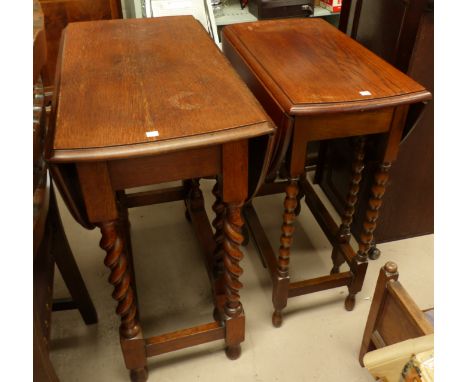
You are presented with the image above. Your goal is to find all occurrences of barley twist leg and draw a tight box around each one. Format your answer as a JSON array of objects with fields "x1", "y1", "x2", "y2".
[
  {"x1": 99, "y1": 221, "x2": 147, "y2": 381},
  {"x1": 211, "y1": 181, "x2": 225, "y2": 322},
  {"x1": 223, "y1": 202, "x2": 245, "y2": 359},
  {"x1": 212, "y1": 181, "x2": 225, "y2": 280}
]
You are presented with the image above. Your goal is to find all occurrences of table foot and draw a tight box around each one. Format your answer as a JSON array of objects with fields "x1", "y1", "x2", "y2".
[
  {"x1": 272, "y1": 310, "x2": 283, "y2": 328},
  {"x1": 225, "y1": 344, "x2": 241, "y2": 360},
  {"x1": 130, "y1": 367, "x2": 148, "y2": 382},
  {"x1": 368, "y1": 243, "x2": 381, "y2": 260},
  {"x1": 344, "y1": 294, "x2": 356, "y2": 311}
]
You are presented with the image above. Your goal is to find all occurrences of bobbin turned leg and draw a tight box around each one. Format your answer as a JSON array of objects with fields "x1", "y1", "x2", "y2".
[
  {"x1": 272, "y1": 178, "x2": 299, "y2": 327},
  {"x1": 331, "y1": 137, "x2": 365, "y2": 275},
  {"x1": 99, "y1": 221, "x2": 147, "y2": 382},
  {"x1": 345, "y1": 162, "x2": 391, "y2": 311},
  {"x1": 223, "y1": 202, "x2": 245, "y2": 359}
]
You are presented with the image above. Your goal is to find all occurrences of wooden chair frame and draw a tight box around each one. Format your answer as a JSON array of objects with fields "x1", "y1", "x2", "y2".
[{"x1": 359, "y1": 261, "x2": 433, "y2": 366}]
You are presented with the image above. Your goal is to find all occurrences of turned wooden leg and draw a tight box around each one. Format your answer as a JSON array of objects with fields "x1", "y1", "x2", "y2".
[
  {"x1": 211, "y1": 180, "x2": 225, "y2": 322},
  {"x1": 331, "y1": 137, "x2": 365, "y2": 275},
  {"x1": 272, "y1": 179, "x2": 298, "y2": 328},
  {"x1": 212, "y1": 181, "x2": 225, "y2": 280},
  {"x1": 223, "y1": 202, "x2": 245, "y2": 359},
  {"x1": 99, "y1": 221, "x2": 147, "y2": 381},
  {"x1": 346, "y1": 162, "x2": 391, "y2": 311}
]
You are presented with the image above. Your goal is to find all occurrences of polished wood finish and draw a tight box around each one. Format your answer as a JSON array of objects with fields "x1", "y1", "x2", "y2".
[
  {"x1": 145, "y1": 322, "x2": 225, "y2": 357},
  {"x1": 223, "y1": 18, "x2": 431, "y2": 326},
  {"x1": 51, "y1": 18, "x2": 271, "y2": 157},
  {"x1": 47, "y1": 16, "x2": 273, "y2": 381},
  {"x1": 223, "y1": 19, "x2": 427, "y2": 115},
  {"x1": 38, "y1": 0, "x2": 122, "y2": 85},
  {"x1": 322, "y1": 0, "x2": 434, "y2": 243},
  {"x1": 359, "y1": 262, "x2": 434, "y2": 366}
]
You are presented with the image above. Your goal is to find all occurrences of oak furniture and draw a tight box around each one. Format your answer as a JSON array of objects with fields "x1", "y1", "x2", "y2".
[
  {"x1": 46, "y1": 16, "x2": 274, "y2": 382},
  {"x1": 34, "y1": 1, "x2": 98, "y2": 380},
  {"x1": 359, "y1": 262, "x2": 434, "y2": 377},
  {"x1": 222, "y1": 18, "x2": 431, "y2": 327},
  {"x1": 319, "y1": 0, "x2": 434, "y2": 244}
]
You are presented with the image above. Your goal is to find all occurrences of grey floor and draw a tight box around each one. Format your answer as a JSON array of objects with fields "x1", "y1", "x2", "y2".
[{"x1": 50, "y1": 179, "x2": 434, "y2": 382}]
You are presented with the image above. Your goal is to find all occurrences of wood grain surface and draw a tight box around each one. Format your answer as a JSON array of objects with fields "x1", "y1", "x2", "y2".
[
  {"x1": 50, "y1": 16, "x2": 273, "y2": 161},
  {"x1": 223, "y1": 18, "x2": 431, "y2": 115}
]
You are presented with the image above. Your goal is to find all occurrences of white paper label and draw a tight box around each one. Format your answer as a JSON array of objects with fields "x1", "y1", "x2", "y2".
[
  {"x1": 359, "y1": 90, "x2": 372, "y2": 96},
  {"x1": 146, "y1": 130, "x2": 159, "y2": 138}
]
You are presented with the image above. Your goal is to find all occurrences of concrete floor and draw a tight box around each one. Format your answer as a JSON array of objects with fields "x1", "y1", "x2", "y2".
[{"x1": 50, "y1": 179, "x2": 433, "y2": 382}]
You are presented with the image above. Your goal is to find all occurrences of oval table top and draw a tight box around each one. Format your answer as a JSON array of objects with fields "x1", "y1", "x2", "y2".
[
  {"x1": 222, "y1": 18, "x2": 431, "y2": 116},
  {"x1": 47, "y1": 16, "x2": 274, "y2": 163}
]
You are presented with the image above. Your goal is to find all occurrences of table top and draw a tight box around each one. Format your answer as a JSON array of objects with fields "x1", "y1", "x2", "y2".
[
  {"x1": 48, "y1": 16, "x2": 273, "y2": 162},
  {"x1": 222, "y1": 18, "x2": 431, "y2": 116}
]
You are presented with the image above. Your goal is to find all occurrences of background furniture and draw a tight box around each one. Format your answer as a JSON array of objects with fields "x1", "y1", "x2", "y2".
[
  {"x1": 319, "y1": 0, "x2": 434, "y2": 243},
  {"x1": 46, "y1": 16, "x2": 273, "y2": 381},
  {"x1": 38, "y1": 0, "x2": 122, "y2": 88},
  {"x1": 223, "y1": 18, "x2": 430, "y2": 327},
  {"x1": 34, "y1": 2, "x2": 97, "y2": 380},
  {"x1": 359, "y1": 261, "x2": 434, "y2": 381}
]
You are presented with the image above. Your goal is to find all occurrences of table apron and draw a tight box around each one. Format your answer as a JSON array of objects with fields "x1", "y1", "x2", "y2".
[
  {"x1": 108, "y1": 145, "x2": 222, "y2": 190},
  {"x1": 294, "y1": 107, "x2": 394, "y2": 141}
]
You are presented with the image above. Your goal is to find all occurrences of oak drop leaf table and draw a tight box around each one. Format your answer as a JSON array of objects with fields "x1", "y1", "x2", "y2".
[
  {"x1": 46, "y1": 16, "x2": 274, "y2": 381},
  {"x1": 222, "y1": 19, "x2": 431, "y2": 327}
]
